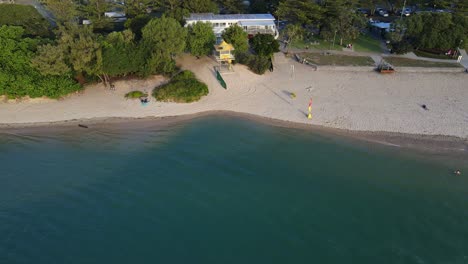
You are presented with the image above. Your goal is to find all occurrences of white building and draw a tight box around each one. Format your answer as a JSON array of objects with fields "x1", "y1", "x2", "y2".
[
  {"x1": 185, "y1": 13, "x2": 279, "y2": 40},
  {"x1": 104, "y1": 12, "x2": 127, "y2": 22}
]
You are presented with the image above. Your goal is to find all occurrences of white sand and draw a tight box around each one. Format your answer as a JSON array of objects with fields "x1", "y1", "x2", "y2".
[{"x1": 1, "y1": 54, "x2": 467, "y2": 139}]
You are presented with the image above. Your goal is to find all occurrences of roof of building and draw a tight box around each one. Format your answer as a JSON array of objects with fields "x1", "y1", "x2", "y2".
[
  {"x1": 370, "y1": 22, "x2": 391, "y2": 29},
  {"x1": 238, "y1": 21, "x2": 275, "y2": 26},
  {"x1": 214, "y1": 41, "x2": 235, "y2": 51},
  {"x1": 186, "y1": 13, "x2": 275, "y2": 21}
]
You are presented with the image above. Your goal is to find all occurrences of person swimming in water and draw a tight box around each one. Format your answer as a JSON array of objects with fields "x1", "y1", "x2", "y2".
[{"x1": 453, "y1": 170, "x2": 461, "y2": 175}]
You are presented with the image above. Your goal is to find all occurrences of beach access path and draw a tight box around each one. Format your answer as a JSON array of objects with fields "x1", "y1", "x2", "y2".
[{"x1": 1, "y1": 54, "x2": 467, "y2": 139}]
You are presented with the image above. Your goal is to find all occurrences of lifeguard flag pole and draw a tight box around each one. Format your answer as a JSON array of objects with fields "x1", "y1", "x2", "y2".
[{"x1": 308, "y1": 98, "x2": 312, "y2": 119}]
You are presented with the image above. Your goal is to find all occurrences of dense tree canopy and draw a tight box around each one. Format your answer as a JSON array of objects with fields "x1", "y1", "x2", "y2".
[
  {"x1": 80, "y1": 0, "x2": 112, "y2": 29},
  {"x1": 250, "y1": 34, "x2": 279, "y2": 57},
  {"x1": 320, "y1": 0, "x2": 365, "y2": 46},
  {"x1": 187, "y1": 22, "x2": 216, "y2": 57},
  {"x1": 276, "y1": 0, "x2": 323, "y2": 25},
  {"x1": 159, "y1": 0, "x2": 218, "y2": 22},
  {"x1": 404, "y1": 13, "x2": 467, "y2": 50},
  {"x1": 102, "y1": 30, "x2": 145, "y2": 77},
  {"x1": 219, "y1": 0, "x2": 246, "y2": 14},
  {"x1": 58, "y1": 24, "x2": 103, "y2": 79},
  {"x1": 31, "y1": 44, "x2": 71, "y2": 76},
  {"x1": 0, "y1": 26, "x2": 80, "y2": 98},
  {"x1": 184, "y1": 0, "x2": 218, "y2": 13},
  {"x1": 221, "y1": 24, "x2": 248, "y2": 54},
  {"x1": 44, "y1": 0, "x2": 78, "y2": 25},
  {"x1": 124, "y1": 0, "x2": 154, "y2": 18},
  {"x1": 124, "y1": 14, "x2": 151, "y2": 41},
  {"x1": 141, "y1": 17, "x2": 187, "y2": 75}
]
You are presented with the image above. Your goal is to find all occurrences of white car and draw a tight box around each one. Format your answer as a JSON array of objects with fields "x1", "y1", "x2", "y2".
[
  {"x1": 376, "y1": 8, "x2": 389, "y2": 17},
  {"x1": 400, "y1": 8, "x2": 411, "y2": 16}
]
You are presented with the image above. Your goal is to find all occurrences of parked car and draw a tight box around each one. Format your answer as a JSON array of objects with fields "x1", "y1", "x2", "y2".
[
  {"x1": 376, "y1": 8, "x2": 389, "y2": 17},
  {"x1": 396, "y1": 8, "x2": 411, "y2": 16},
  {"x1": 357, "y1": 8, "x2": 371, "y2": 16}
]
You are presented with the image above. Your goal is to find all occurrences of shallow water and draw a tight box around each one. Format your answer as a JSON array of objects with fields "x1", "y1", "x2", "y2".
[{"x1": 1, "y1": 116, "x2": 467, "y2": 264}]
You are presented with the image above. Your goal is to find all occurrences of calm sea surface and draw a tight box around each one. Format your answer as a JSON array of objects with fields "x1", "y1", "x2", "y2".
[{"x1": 0, "y1": 116, "x2": 467, "y2": 264}]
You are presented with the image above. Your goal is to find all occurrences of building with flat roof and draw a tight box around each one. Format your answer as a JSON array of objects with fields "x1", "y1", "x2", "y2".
[{"x1": 185, "y1": 13, "x2": 279, "y2": 40}]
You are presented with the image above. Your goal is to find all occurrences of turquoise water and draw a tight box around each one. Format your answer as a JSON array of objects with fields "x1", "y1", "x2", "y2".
[{"x1": 0, "y1": 116, "x2": 467, "y2": 264}]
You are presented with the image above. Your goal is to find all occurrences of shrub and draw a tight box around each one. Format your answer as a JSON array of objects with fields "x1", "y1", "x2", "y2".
[
  {"x1": 247, "y1": 55, "x2": 272, "y2": 75},
  {"x1": 152, "y1": 70, "x2": 208, "y2": 103},
  {"x1": 234, "y1": 52, "x2": 272, "y2": 75},
  {"x1": 391, "y1": 40, "x2": 413, "y2": 54},
  {"x1": 125, "y1": 90, "x2": 147, "y2": 99},
  {"x1": 250, "y1": 34, "x2": 280, "y2": 57},
  {"x1": 0, "y1": 25, "x2": 81, "y2": 99},
  {"x1": 234, "y1": 52, "x2": 253, "y2": 65}
]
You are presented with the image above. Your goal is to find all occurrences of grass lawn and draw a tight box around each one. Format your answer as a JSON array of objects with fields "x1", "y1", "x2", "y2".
[
  {"x1": 290, "y1": 33, "x2": 383, "y2": 54},
  {"x1": 413, "y1": 50, "x2": 456, "y2": 60},
  {"x1": 290, "y1": 38, "x2": 341, "y2": 51},
  {"x1": 0, "y1": 4, "x2": 50, "y2": 37},
  {"x1": 301, "y1": 53, "x2": 375, "y2": 66},
  {"x1": 384, "y1": 57, "x2": 462, "y2": 68},
  {"x1": 350, "y1": 34, "x2": 383, "y2": 53}
]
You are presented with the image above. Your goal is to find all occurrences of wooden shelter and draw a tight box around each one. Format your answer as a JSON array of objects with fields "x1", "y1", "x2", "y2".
[{"x1": 214, "y1": 40, "x2": 235, "y2": 71}]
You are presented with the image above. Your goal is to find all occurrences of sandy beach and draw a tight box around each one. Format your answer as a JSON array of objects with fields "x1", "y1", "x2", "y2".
[{"x1": 1, "y1": 53, "x2": 467, "y2": 140}]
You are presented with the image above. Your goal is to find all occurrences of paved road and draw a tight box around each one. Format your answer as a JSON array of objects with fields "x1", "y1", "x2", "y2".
[
  {"x1": 15, "y1": 0, "x2": 56, "y2": 27},
  {"x1": 283, "y1": 44, "x2": 466, "y2": 68}
]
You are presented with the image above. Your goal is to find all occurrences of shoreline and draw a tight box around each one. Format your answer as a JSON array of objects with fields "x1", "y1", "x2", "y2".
[
  {"x1": 1, "y1": 110, "x2": 467, "y2": 157},
  {"x1": 1, "y1": 54, "x2": 467, "y2": 151}
]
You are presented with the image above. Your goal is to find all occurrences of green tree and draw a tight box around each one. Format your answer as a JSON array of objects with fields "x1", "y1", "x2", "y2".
[
  {"x1": 404, "y1": 13, "x2": 467, "y2": 50},
  {"x1": 44, "y1": 0, "x2": 78, "y2": 25},
  {"x1": 124, "y1": 14, "x2": 151, "y2": 41},
  {"x1": 102, "y1": 30, "x2": 145, "y2": 76},
  {"x1": 220, "y1": 0, "x2": 246, "y2": 14},
  {"x1": 249, "y1": 0, "x2": 268, "y2": 13},
  {"x1": 247, "y1": 55, "x2": 271, "y2": 74},
  {"x1": 141, "y1": 16, "x2": 187, "y2": 75},
  {"x1": 184, "y1": 0, "x2": 218, "y2": 13},
  {"x1": 160, "y1": 0, "x2": 217, "y2": 22},
  {"x1": 320, "y1": 0, "x2": 365, "y2": 46},
  {"x1": 159, "y1": 0, "x2": 188, "y2": 22},
  {"x1": 81, "y1": 0, "x2": 112, "y2": 29},
  {"x1": 221, "y1": 24, "x2": 248, "y2": 54},
  {"x1": 360, "y1": 0, "x2": 378, "y2": 15},
  {"x1": 283, "y1": 23, "x2": 304, "y2": 51},
  {"x1": 250, "y1": 33, "x2": 279, "y2": 57},
  {"x1": 276, "y1": 0, "x2": 323, "y2": 26},
  {"x1": 187, "y1": 21, "x2": 216, "y2": 57},
  {"x1": 124, "y1": 0, "x2": 154, "y2": 17},
  {"x1": 0, "y1": 25, "x2": 80, "y2": 98},
  {"x1": 58, "y1": 24, "x2": 104, "y2": 83},
  {"x1": 31, "y1": 44, "x2": 71, "y2": 76}
]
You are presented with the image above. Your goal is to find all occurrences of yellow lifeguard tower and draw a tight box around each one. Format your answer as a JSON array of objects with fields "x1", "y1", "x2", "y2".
[{"x1": 214, "y1": 40, "x2": 235, "y2": 71}]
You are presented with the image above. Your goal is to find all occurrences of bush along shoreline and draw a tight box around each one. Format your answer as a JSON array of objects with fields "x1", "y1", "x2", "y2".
[{"x1": 152, "y1": 71, "x2": 208, "y2": 103}]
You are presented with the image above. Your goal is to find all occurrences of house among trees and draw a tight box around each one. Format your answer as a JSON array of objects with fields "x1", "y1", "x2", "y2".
[{"x1": 185, "y1": 13, "x2": 279, "y2": 41}]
